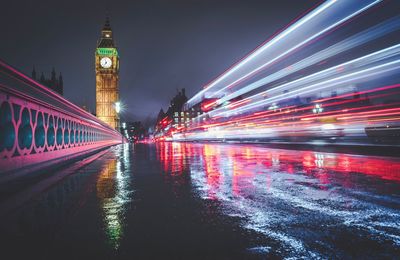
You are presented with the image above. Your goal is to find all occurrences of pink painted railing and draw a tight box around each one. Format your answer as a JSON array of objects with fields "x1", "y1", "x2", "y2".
[{"x1": 0, "y1": 59, "x2": 122, "y2": 176}]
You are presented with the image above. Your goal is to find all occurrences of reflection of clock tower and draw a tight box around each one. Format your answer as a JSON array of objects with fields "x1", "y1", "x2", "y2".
[{"x1": 95, "y1": 17, "x2": 119, "y2": 129}]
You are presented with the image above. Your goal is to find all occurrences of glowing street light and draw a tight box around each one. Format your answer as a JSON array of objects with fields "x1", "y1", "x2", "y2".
[
  {"x1": 115, "y1": 101, "x2": 122, "y2": 136},
  {"x1": 115, "y1": 101, "x2": 121, "y2": 114}
]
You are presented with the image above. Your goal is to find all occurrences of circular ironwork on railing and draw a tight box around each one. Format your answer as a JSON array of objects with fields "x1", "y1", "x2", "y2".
[
  {"x1": 0, "y1": 101, "x2": 15, "y2": 152},
  {"x1": 47, "y1": 115, "x2": 55, "y2": 148},
  {"x1": 35, "y1": 112, "x2": 45, "y2": 149},
  {"x1": 0, "y1": 60, "x2": 123, "y2": 170},
  {"x1": 18, "y1": 107, "x2": 33, "y2": 151},
  {"x1": 56, "y1": 116, "x2": 63, "y2": 147}
]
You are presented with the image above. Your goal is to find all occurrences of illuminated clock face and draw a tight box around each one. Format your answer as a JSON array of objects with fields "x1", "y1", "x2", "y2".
[{"x1": 100, "y1": 57, "x2": 112, "y2": 68}]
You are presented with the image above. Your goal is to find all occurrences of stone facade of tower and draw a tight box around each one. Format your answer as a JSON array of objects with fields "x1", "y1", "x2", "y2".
[{"x1": 95, "y1": 17, "x2": 120, "y2": 129}]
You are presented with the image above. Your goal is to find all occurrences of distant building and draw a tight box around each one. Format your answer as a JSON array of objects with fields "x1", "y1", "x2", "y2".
[
  {"x1": 165, "y1": 88, "x2": 188, "y2": 117},
  {"x1": 154, "y1": 88, "x2": 204, "y2": 138},
  {"x1": 125, "y1": 121, "x2": 147, "y2": 142},
  {"x1": 156, "y1": 108, "x2": 166, "y2": 123},
  {"x1": 32, "y1": 67, "x2": 63, "y2": 95},
  {"x1": 172, "y1": 107, "x2": 203, "y2": 129},
  {"x1": 81, "y1": 104, "x2": 91, "y2": 114}
]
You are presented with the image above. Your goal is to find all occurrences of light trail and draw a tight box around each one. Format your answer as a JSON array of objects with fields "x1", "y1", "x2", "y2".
[
  {"x1": 210, "y1": 44, "x2": 400, "y2": 118},
  {"x1": 210, "y1": 0, "x2": 385, "y2": 100},
  {"x1": 190, "y1": 43, "x2": 400, "y2": 125},
  {"x1": 156, "y1": 0, "x2": 400, "y2": 146},
  {"x1": 214, "y1": 16, "x2": 400, "y2": 106},
  {"x1": 186, "y1": 0, "x2": 382, "y2": 107},
  {"x1": 216, "y1": 59, "x2": 400, "y2": 118}
]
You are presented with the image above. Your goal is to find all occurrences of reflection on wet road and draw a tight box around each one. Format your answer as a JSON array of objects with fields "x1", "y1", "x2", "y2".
[
  {"x1": 158, "y1": 142, "x2": 400, "y2": 258},
  {"x1": 96, "y1": 144, "x2": 132, "y2": 249},
  {"x1": 0, "y1": 143, "x2": 399, "y2": 259}
]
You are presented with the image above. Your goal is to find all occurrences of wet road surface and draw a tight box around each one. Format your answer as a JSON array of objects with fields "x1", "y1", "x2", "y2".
[{"x1": 0, "y1": 142, "x2": 399, "y2": 259}]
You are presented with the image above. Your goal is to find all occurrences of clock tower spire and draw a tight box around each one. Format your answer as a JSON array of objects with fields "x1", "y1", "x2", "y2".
[{"x1": 95, "y1": 17, "x2": 120, "y2": 129}]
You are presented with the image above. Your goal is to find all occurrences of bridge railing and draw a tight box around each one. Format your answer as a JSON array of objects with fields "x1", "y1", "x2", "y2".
[{"x1": 0, "y1": 59, "x2": 122, "y2": 176}]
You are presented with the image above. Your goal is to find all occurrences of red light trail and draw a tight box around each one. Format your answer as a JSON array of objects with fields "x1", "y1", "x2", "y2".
[{"x1": 155, "y1": 0, "x2": 400, "y2": 146}]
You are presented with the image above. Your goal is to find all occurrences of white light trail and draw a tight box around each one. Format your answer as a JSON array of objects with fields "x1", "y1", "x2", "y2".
[
  {"x1": 210, "y1": 0, "x2": 383, "y2": 100},
  {"x1": 186, "y1": 0, "x2": 382, "y2": 107},
  {"x1": 209, "y1": 44, "x2": 400, "y2": 118},
  {"x1": 215, "y1": 17, "x2": 400, "y2": 106},
  {"x1": 216, "y1": 59, "x2": 400, "y2": 118}
]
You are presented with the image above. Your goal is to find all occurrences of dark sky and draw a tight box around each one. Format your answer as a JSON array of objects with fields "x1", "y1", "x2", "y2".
[{"x1": 1, "y1": 0, "x2": 320, "y2": 121}]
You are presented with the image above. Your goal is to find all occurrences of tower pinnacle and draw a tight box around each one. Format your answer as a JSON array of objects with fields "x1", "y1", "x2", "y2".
[
  {"x1": 98, "y1": 17, "x2": 114, "y2": 48},
  {"x1": 103, "y1": 17, "x2": 111, "y2": 31}
]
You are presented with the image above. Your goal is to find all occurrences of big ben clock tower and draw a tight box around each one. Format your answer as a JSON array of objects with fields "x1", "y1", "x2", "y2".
[{"x1": 95, "y1": 17, "x2": 119, "y2": 129}]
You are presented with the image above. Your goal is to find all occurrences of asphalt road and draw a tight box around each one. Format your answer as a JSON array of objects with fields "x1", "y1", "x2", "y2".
[{"x1": 1, "y1": 142, "x2": 399, "y2": 259}]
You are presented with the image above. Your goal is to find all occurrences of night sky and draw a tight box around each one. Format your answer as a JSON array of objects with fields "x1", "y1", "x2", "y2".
[{"x1": 1, "y1": 0, "x2": 320, "y2": 121}]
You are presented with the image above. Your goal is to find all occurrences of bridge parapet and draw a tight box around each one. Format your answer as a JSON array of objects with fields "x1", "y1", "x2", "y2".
[{"x1": 0, "y1": 60, "x2": 122, "y2": 176}]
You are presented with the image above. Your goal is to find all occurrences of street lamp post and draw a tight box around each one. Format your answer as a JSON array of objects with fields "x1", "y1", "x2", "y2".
[
  {"x1": 115, "y1": 101, "x2": 121, "y2": 128},
  {"x1": 115, "y1": 101, "x2": 122, "y2": 144}
]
